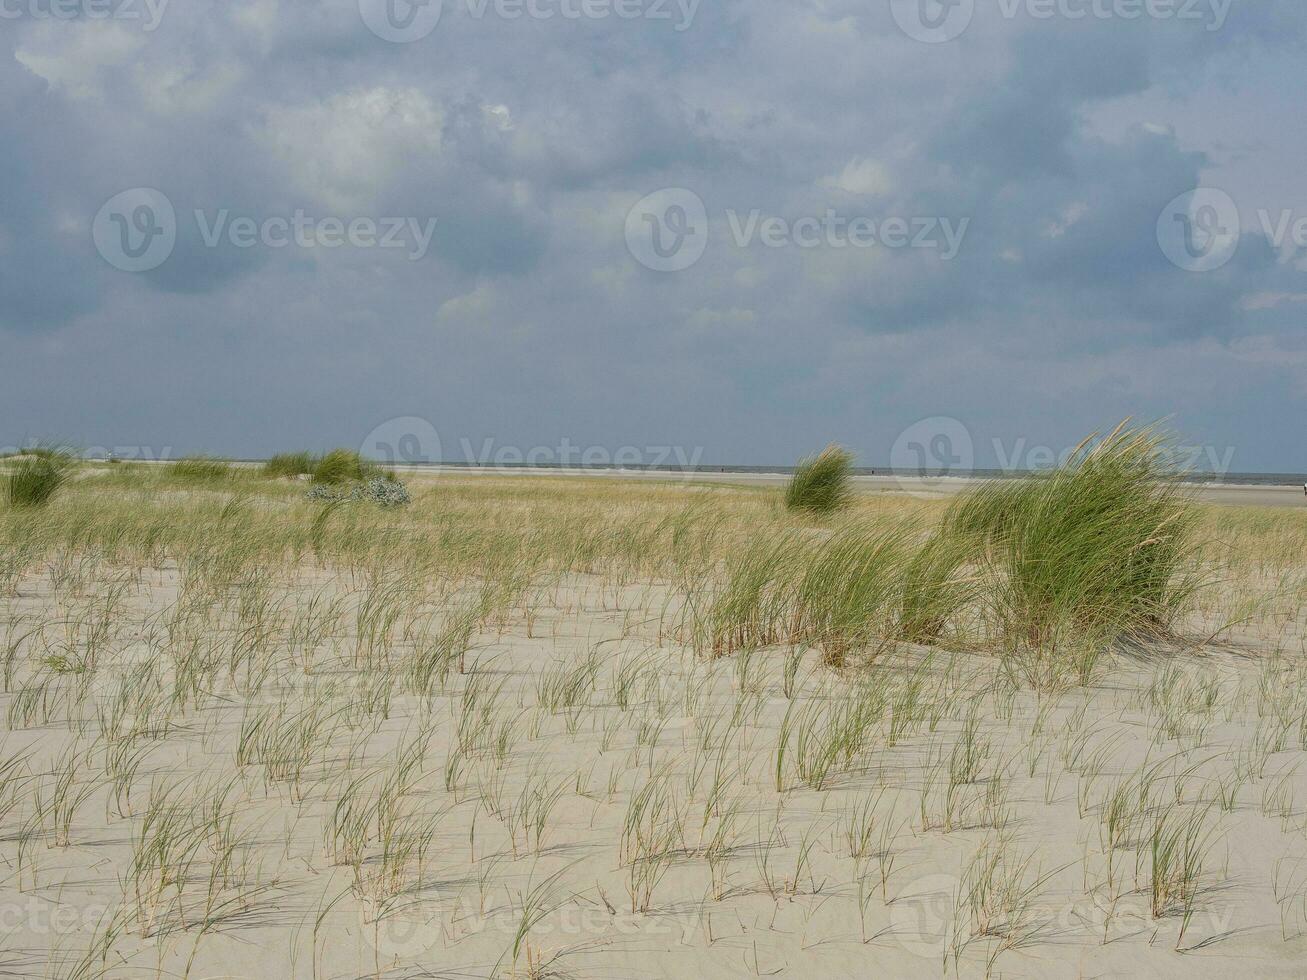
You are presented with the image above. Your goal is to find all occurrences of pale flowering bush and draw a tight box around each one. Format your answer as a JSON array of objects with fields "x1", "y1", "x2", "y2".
[
  {"x1": 306, "y1": 477, "x2": 411, "y2": 507},
  {"x1": 357, "y1": 477, "x2": 411, "y2": 507}
]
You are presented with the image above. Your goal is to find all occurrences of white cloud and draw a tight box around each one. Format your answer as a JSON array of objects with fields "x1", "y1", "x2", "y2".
[
  {"x1": 15, "y1": 23, "x2": 145, "y2": 100},
  {"x1": 1044, "y1": 201, "x2": 1089, "y2": 238},
  {"x1": 259, "y1": 88, "x2": 443, "y2": 212},
  {"x1": 482, "y1": 104, "x2": 514, "y2": 132},
  {"x1": 821, "y1": 158, "x2": 893, "y2": 197}
]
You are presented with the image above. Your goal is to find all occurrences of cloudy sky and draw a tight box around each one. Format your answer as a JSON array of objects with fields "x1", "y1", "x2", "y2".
[{"x1": 1, "y1": 0, "x2": 1304, "y2": 472}]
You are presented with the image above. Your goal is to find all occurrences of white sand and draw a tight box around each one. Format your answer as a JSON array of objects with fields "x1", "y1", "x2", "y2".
[{"x1": 4, "y1": 557, "x2": 1307, "y2": 978}]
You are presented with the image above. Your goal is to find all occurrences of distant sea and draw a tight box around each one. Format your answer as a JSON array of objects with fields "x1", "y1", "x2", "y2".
[{"x1": 408, "y1": 462, "x2": 1307, "y2": 487}]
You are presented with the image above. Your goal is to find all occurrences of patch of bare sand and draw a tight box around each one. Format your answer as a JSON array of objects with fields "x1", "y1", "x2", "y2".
[{"x1": 2, "y1": 562, "x2": 1307, "y2": 978}]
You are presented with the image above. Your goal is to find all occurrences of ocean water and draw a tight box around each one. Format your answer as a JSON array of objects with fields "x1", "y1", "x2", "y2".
[{"x1": 413, "y1": 462, "x2": 1307, "y2": 487}]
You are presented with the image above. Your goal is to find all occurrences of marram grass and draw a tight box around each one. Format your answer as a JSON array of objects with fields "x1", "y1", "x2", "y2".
[
  {"x1": 706, "y1": 423, "x2": 1202, "y2": 679},
  {"x1": 263, "y1": 451, "x2": 317, "y2": 479},
  {"x1": 950, "y1": 421, "x2": 1201, "y2": 657},
  {"x1": 167, "y1": 456, "x2": 233, "y2": 481},
  {"x1": 4, "y1": 450, "x2": 73, "y2": 508},
  {"x1": 312, "y1": 449, "x2": 371, "y2": 485},
  {"x1": 785, "y1": 445, "x2": 853, "y2": 514}
]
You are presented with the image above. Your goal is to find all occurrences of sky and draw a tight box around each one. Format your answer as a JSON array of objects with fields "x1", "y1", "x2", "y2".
[{"x1": 1, "y1": 0, "x2": 1305, "y2": 473}]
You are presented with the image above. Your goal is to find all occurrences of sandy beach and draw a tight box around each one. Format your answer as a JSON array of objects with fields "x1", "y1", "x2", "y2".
[
  {"x1": 0, "y1": 455, "x2": 1305, "y2": 979},
  {"x1": 391, "y1": 465, "x2": 1307, "y2": 509}
]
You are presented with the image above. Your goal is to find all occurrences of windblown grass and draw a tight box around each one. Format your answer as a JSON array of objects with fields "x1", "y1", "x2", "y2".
[
  {"x1": 167, "y1": 456, "x2": 233, "y2": 482},
  {"x1": 702, "y1": 516, "x2": 977, "y2": 663},
  {"x1": 4, "y1": 449, "x2": 73, "y2": 508},
  {"x1": 706, "y1": 423, "x2": 1204, "y2": 680},
  {"x1": 785, "y1": 445, "x2": 853, "y2": 514},
  {"x1": 0, "y1": 430, "x2": 1297, "y2": 978},
  {"x1": 263, "y1": 452, "x2": 317, "y2": 479},
  {"x1": 312, "y1": 449, "x2": 370, "y2": 485},
  {"x1": 950, "y1": 421, "x2": 1201, "y2": 658}
]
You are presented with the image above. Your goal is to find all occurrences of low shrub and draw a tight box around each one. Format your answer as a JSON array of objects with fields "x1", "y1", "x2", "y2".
[{"x1": 306, "y1": 477, "x2": 411, "y2": 508}]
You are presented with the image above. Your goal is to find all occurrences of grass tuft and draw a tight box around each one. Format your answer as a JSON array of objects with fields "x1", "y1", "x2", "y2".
[
  {"x1": 263, "y1": 451, "x2": 317, "y2": 479},
  {"x1": 167, "y1": 456, "x2": 232, "y2": 481},
  {"x1": 785, "y1": 445, "x2": 853, "y2": 514},
  {"x1": 312, "y1": 449, "x2": 372, "y2": 485},
  {"x1": 949, "y1": 420, "x2": 1200, "y2": 661},
  {"x1": 4, "y1": 449, "x2": 73, "y2": 508}
]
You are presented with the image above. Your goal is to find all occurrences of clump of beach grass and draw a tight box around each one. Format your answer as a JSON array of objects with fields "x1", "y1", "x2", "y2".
[
  {"x1": 703, "y1": 517, "x2": 956, "y2": 664},
  {"x1": 950, "y1": 421, "x2": 1201, "y2": 662},
  {"x1": 167, "y1": 456, "x2": 232, "y2": 481},
  {"x1": 312, "y1": 449, "x2": 372, "y2": 485},
  {"x1": 263, "y1": 451, "x2": 317, "y2": 479},
  {"x1": 4, "y1": 449, "x2": 73, "y2": 508},
  {"x1": 785, "y1": 444, "x2": 854, "y2": 514}
]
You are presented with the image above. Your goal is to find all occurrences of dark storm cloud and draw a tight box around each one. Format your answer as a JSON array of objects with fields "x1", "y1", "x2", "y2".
[{"x1": 1, "y1": 0, "x2": 1305, "y2": 470}]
